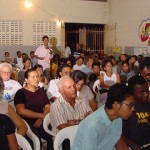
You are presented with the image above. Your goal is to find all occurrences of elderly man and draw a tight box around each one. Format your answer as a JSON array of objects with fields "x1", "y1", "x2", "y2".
[
  {"x1": 50, "y1": 76, "x2": 92, "y2": 134},
  {"x1": 0, "y1": 63, "x2": 22, "y2": 107}
]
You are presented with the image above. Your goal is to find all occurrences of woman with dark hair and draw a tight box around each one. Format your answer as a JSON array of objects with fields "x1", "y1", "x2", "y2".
[
  {"x1": 99, "y1": 59, "x2": 120, "y2": 106},
  {"x1": 14, "y1": 69, "x2": 53, "y2": 150},
  {"x1": 100, "y1": 59, "x2": 120, "y2": 90},
  {"x1": 34, "y1": 64, "x2": 48, "y2": 88},
  {"x1": 71, "y1": 70, "x2": 97, "y2": 111},
  {"x1": 47, "y1": 64, "x2": 71, "y2": 100}
]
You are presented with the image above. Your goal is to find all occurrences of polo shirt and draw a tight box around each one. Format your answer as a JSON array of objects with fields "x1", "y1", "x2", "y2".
[{"x1": 72, "y1": 105, "x2": 122, "y2": 150}]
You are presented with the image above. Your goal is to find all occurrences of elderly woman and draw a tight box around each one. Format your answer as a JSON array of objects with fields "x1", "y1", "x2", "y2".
[
  {"x1": 71, "y1": 70, "x2": 97, "y2": 111},
  {"x1": 14, "y1": 69, "x2": 53, "y2": 150}
]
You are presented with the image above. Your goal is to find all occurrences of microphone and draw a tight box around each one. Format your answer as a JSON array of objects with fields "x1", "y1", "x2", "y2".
[{"x1": 47, "y1": 46, "x2": 54, "y2": 54}]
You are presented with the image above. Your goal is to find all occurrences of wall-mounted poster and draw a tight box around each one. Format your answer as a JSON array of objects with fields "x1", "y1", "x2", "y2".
[{"x1": 139, "y1": 18, "x2": 150, "y2": 45}]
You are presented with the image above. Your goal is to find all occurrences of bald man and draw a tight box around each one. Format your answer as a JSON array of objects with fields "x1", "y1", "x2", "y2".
[{"x1": 49, "y1": 76, "x2": 92, "y2": 134}]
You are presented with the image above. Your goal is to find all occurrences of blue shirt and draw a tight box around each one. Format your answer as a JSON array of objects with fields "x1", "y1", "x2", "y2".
[
  {"x1": 72, "y1": 105, "x2": 122, "y2": 150},
  {"x1": 81, "y1": 67, "x2": 93, "y2": 75}
]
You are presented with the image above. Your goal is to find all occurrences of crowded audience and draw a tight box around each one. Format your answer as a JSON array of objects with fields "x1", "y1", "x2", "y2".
[{"x1": 0, "y1": 35, "x2": 150, "y2": 150}]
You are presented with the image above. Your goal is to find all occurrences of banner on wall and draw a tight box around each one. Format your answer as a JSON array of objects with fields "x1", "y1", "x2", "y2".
[
  {"x1": 139, "y1": 18, "x2": 150, "y2": 45},
  {"x1": 134, "y1": 47, "x2": 147, "y2": 56},
  {"x1": 112, "y1": 46, "x2": 121, "y2": 53}
]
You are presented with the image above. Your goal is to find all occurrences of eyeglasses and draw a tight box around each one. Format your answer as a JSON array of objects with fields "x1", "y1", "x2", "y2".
[
  {"x1": 1, "y1": 72, "x2": 11, "y2": 75},
  {"x1": 121, "y1": 102, "x2": 135, "y2": 109}
]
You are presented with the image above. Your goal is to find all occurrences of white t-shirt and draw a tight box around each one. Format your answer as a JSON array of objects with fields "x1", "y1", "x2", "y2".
[
  {"x1": 64, "y1": 46, "x2": 71, "y2": 58},
  {"x1": 73, "y1": 64, "x2": 86, "y2": 71},
  {"x1": 3, "y1": 79, "x2": 22, "y2": 100},
  {"x1": 3, "y1": 79, "x2": 22, "y2": 108},
  {"x1": 47, "y1": 79, "x2": 61, "y2": 99},
  {"x1": 16, "y1": 57, "x2": 23, "y2": 70},
  {"x1": 77, "y1": 85, "x2": 94, "y2": 104},
  {"x1": 35, "y1": 45, "x2": 53, "y2": 70}
]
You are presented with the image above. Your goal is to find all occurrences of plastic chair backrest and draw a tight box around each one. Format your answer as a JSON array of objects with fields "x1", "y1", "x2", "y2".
[
  {"x1": 54, "y1": 125, "x2": 78, "y2": 150},
  {"x1": 23, "y1": 120, "x2": 40, "y2": 150},
  {"x1": 15, "y1": 133, "x2": 32, "y2": 150},
  {"x1": 43, "y1": 113, "x2": 56, "y2": 137},
  {"x1": 93, "y1": 79, "x2": 101, "y2": 94}
]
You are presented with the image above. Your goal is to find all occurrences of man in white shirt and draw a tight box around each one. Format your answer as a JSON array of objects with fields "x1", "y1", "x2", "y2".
[
  {"x1": 0, "y1": 63, "x2": 22, "y2": 108},
  {"x1": 35, "y1": 36, "x2": 53, "y2": 70},
  {"x1": 64, "y1": 43, "x2": 71, "y2": 58}
]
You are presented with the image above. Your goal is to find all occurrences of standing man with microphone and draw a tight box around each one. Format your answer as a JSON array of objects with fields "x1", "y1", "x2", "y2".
[{"x1": 35, "y1": 35, "x2": 54, "y2": 81}]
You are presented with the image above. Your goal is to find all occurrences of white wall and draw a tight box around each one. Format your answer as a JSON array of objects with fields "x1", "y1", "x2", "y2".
[
  {"x1": 0, "y1": 0, "x2": 105, "y2": 46},
  {"x1": 109, "y1": 0, "x2": 150, "y2": 48}
]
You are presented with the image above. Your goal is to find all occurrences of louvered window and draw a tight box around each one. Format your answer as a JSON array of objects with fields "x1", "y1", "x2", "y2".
[
  {"x1": 0, "y1": 20, "x2": 23, "y2": 45},
  {"x1": 33, "y1": 21, "x2": 56, "y2": 46}
]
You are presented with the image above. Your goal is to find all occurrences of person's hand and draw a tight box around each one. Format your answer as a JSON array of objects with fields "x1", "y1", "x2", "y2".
[
  {"x1": 39, "y1": 57, "x2": 45, "y2": 60},
  {"x1": 67, "y1": 120, "x2": 77, "y2": 126},
  {"x1": 131, "y1": 144, "x2": 142, "y2": 150},
  {"x1": 34, "y1": 119, "x2": 43, "y2": 128}
]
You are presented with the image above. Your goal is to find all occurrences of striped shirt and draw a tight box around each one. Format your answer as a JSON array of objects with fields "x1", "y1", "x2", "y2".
[{"x1": 50, "y1": 95, "x2": 92, "y2": 134}]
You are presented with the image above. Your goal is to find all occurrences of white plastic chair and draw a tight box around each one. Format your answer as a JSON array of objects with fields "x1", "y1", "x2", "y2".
[
  {"x1": 54, "y1": 125, "x2": 78, "y2": 150},
  {"x1": 93, "y1": 79, "x2": 101, "y2": 94},
  {"x1": 43, "y1": 113, "x2": 56, "y2": 137},
  {"x1": 23, "y1": 120, "x2": 41, "y2": 150},
  {"x1": 15, "y1": 133, "x2": 32, "y2": 150}
]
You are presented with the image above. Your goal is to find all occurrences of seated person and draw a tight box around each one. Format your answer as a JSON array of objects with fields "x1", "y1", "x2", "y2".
[
  {"x1": 71, "y1": 70, "x2": 97, "y2": 111},
  {"x1": 92, "y1": 62, "x2": 101, "y2": 79},
  {"x1": 14, "y1": 69, "x2": 53, "y2": 150},
  {"x1": 72, "y1": 83, "x2": 134, "y2": 150},
  {"x1": 86, "y1": 73, "x2": 97, "y2": 92},
  {"x1": 0, "y1": 63, "x2": 22, "y2": 107},
  {"x1": 0, "y1": 113, "x2": 19, "y2": 150},
  {"x1": 123, "y1": 76, "x2": 150, "y2": 150},
  {"x1": 120, "y1": 60, "x2": 135, "y2": 84},
  {"x1": 129, "y1": 55, "x2": 139, "y2": 75},
  {"x1": 4, "y1": 52, "x2": 12, "y2": 63},
  {"x1": 50, "y1": 76, "x2": 92, "y2": 134},
  {"x1": 0, "y1": 77, "x2": 27, "y2": 136},
  {"x1": 30, "y1": 51, "x2": 38, "y2": 68},
  {"x1": 47, "y1": 64, "x2": 71, "y2": 100},
  {"x1": 73, "y1": 57, "x2": 86, "y2": 71},
  {"x1": 81, "y1": 57, "x2": 94, "y2": 75},
  {"x1": 34, "y1": 64, "x2": 48, "y2": 89},
  {"x1": 99, "y1": 59, "x2": 120, "y2": 105},
  {"x1": 139, "y1": 57, "x2": 150, "y2": 89},
  {"x1": 18, "y1": 58, "x2": 31, "y2": 86}
]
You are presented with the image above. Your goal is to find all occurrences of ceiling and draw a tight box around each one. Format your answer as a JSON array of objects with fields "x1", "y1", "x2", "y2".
[{"x1": 83, "y1": 0, "x2": 107, "y2": 2}]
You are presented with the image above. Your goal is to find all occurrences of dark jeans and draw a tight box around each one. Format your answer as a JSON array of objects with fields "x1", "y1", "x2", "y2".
[{"x1": 27, "y1": 124, "x2": 53, "y2": 150}]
